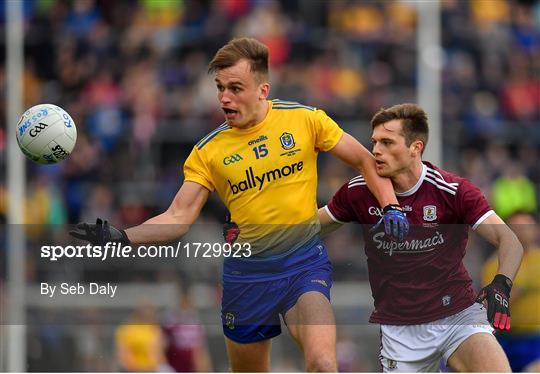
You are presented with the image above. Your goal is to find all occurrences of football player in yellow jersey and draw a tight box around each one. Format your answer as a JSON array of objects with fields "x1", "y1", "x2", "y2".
[
  {"x1": 482, "y1": 212, "x2": 540, "y2": 372},
  {"x1": 71, "y1": 37, "x2": 408, "y2": 372}
]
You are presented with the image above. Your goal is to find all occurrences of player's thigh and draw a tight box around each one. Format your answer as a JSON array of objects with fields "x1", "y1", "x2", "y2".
[
  {"x1": 225, "y1": 336, "x2": 272, "y2": 372},
  {"x1": 284, "y1": 290, "x2": 336, "y2": 341},
  {"x1": 379, "y1": 325, "x2": 443, "y2": 373},
  {"x1": 221, "y1": 279, "x2": 283, "y2": 343},
  {"x1": 282, "y1": 260, "x2": 334, "y2": 332},
  {"x1": 447, "y1": 332, "x2": 511, "y2": 372},
  {"x1": 282, "y1": 261, "x2": 335, "y2": 344},
  {"x1": 284, "y1": 291, "x2": 337, "y2": 371}
]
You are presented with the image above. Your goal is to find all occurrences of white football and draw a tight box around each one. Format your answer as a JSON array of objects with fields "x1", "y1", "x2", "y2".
[{"x1": 16, "y1": 104, "x2": 77, "y2": 164}]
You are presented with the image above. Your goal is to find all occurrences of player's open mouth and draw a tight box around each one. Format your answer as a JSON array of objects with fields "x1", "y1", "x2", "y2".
[{"x1": 223, "y1": 108, "x2": 238, "y2": 119}]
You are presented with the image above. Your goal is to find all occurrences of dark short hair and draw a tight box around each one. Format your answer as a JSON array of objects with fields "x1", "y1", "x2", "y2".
[
  {"x1": 371, "y1": 103, "x2": 429, "y2": 149},
  {"x1": 208, "y1": 37, "x2": 269, "y2": 81}
]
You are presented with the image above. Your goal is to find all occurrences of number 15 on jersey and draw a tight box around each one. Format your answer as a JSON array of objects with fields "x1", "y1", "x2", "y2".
[{"x1": 253, "y1": 144, "x2": 268, "y2": 159}]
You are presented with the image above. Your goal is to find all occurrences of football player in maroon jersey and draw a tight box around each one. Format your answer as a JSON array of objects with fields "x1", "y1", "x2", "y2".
[{"x1": 320, "y1": 103, "x2": 523, "y2": 372}]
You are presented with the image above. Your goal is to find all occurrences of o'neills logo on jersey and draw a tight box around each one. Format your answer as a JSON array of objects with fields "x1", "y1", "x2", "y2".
[
  {"x1": 248, "y1": 135, "x2": 268, "y2": 146},
  {"x1": 372, "y1": 231, "x2": 445, "y2": 254},
  {"x1": 228, "y1": 162, "x2": 304, "y2": 194}
]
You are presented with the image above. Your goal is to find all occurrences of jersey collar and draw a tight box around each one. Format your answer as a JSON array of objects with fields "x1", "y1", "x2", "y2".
[{"x1": 395, "y1": 163, "x2": 427, "y2": 197}]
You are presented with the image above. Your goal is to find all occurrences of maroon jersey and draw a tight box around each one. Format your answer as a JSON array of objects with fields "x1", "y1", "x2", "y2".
[
  {"x1": 162, "y1": 313, "x2": 205, "y2": 372},
  {"x1": 325, "y1": 162, "x2": 493, "y2": 325}
]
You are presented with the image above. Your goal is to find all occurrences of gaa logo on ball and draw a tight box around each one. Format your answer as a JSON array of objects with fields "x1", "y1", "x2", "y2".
[{"x1": 16, "y1": 104, "x2": 77, "y2": 164}]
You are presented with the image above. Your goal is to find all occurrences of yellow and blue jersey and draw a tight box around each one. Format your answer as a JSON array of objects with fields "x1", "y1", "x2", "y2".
[
  {"x1": 482, "y1": 248, "x2": 540, "y2": 333},
  {"x1": 483, "y1": 248, "x2": 540, "y2": 371},
  {"x1": 184, "y1": 99, "x2": 343, "y2": 255}
]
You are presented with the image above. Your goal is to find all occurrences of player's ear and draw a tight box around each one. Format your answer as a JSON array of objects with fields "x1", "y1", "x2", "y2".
[
  {"x1": 259, "y1": 82, "x2": 270, "y2": 100},
  {"x1": 411, "y1": 140, "x2": 424, "y2": 156}
]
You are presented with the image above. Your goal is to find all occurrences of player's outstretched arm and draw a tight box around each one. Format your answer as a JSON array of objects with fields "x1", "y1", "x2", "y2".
[
  {"x1": 317, "y1": 207, "x2": 343, "y2": 238},
  {"x1": 71, "y1": 181, "x2": 209, "y2": 246},
  {"x1": 329, "y1": 132, "x2": 398, "y2": 208},
  {"x1": 329, "y1": 132, "x2": 408, "y2": 241},
  {"x1": 475, "y1": 213, "x2": 524, "y2": 330},
  {"x1": 125, "y1": 181, "x2": 210, "y2": 244}
]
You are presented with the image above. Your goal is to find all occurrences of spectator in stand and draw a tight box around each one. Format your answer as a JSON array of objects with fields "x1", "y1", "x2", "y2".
[{"x1": 491, "y1": 161, "x2": 537, "y2": 220}]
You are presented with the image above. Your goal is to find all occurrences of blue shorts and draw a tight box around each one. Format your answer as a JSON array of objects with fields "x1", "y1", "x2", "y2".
[
  {"x1": 221, "y1": 237, "x2": 332, "y2": 343},
  {"x1": 497, "y1": 333, "x2": 540, "y2": 372}
]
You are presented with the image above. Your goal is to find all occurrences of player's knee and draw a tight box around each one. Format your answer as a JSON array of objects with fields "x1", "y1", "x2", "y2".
[{"x1": 305, "y1": 354, "x2": 337, "y2": 372}]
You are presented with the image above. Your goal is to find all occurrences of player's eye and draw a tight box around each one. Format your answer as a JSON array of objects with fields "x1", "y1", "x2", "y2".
[
  {"x1": 231, "y1": 87, "x2": 241, "y2": 93},
  {"x1": 216, "y1": 85, "x2": 224, "y2": 92}
]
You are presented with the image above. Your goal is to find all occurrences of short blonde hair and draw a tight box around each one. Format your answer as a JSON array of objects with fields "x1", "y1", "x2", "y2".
[{"x1": 208, "y1": 37, "x2": 269, "y2": 81}]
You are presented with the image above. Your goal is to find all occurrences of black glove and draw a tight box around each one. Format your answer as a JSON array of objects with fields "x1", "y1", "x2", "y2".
[
  {"x1": 371, "y1": 204, "x2": 409, "y2": 243},
  {"x1": 222, "y1": 213, "x2": 240, "y2": 244},
  {"x1": 69, "y1": 218, "x2": 130, "y2": 245},
  {"x1": 476, "y1": 274, "x2": 512, "y2": 331}
]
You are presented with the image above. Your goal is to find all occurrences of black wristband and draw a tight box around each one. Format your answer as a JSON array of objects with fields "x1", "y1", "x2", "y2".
[
  {"x1": 119, "y1": 229, "x2": 131, "y2": 245},
  {"x1": 493, "y1": 274, "x2": 513, "y2": 294},
  {"x1": 383, "y1": 204, "x2": 403, "y2": 213}
]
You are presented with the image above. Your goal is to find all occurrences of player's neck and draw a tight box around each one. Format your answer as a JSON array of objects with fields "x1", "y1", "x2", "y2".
[
  {"x1": 256, "y1": 100, "x2": 270, "y2": 124},
  {"x1": 244, "y1": 100, "x2": 270, "y2": 129},
  {"x1": 391, "y1": 161, "x2": 424, "y2": 193}
]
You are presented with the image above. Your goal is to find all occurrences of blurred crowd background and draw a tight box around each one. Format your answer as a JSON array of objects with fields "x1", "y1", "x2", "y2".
[{"x1": 0, "y1": 0, "x2": 539, "y2": 371}]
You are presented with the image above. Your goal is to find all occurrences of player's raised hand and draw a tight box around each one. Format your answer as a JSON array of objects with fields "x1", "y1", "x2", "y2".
[
  {"x1": 371, "y1": 204, "x2": 409, "y2": 243},
  {"x1": 475, "y1": 274, "x2": 512, "y2": 331},
  {"x1": 70, "y1": 218, "x2": 130, "y2": 245}
]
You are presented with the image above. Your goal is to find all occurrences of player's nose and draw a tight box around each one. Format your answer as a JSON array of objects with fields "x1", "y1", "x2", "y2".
[{"x1": 220, "y1": 90, "x2": 232, "y2": 104}]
